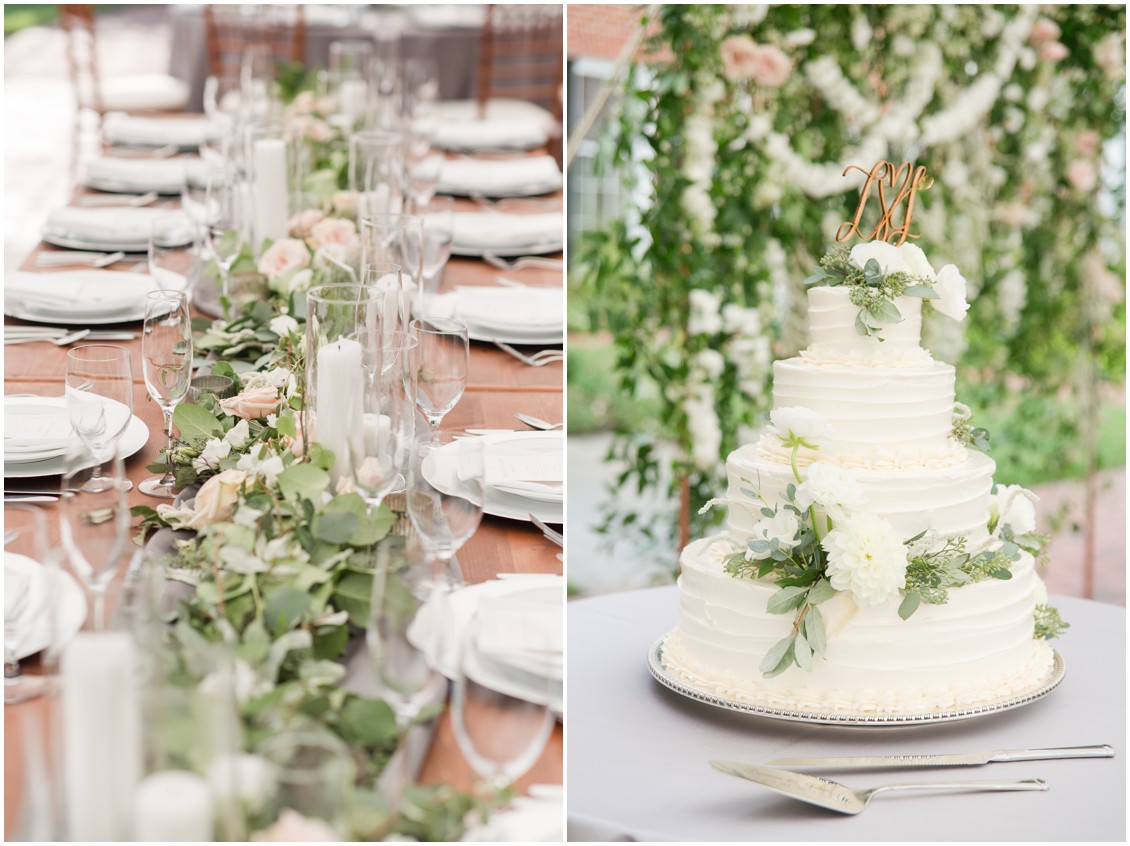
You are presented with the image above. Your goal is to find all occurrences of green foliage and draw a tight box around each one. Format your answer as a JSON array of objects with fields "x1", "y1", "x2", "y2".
[{"x1": 1033, "y1": 604, "x2": 1070, "y2": 640}]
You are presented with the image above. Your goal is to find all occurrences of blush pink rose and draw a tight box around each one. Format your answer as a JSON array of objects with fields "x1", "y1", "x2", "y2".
[
  {"x1": 220, "y1": 386, "x2": 284, "y2": 420},
  {"x1": 257, "y1": 238, "x2": 310, "y2": 280},
  {"x1": 1074, "y1": 130, "x2": 1102, "y2": 158},
  {"x1": 308, "y1": 218, "x2": 359, "y2": 253},
  {"x1": 288, "y1": 209, "x2": 325, "y2": 238},
  {"x1": 721, "y1": 36, "x2": 792, "y2": 88},
  {"x1": 1066, "y1": 160, "x2": 1098, "y2": 192},
  {"x1": 291, "y1": 91, "x2": 316, "y2": 115},
  {"x1": 1028, "y1": 18, "x2": 1061, "y2": 46},
  {"x1": 1038, "y1": 41, "x2": 1069, "y2": 62}
]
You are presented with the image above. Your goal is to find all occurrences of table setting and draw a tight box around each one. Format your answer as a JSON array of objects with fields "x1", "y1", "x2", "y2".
[{"x1": 5, "y1": 34, "x2": 563, "y2": 843}]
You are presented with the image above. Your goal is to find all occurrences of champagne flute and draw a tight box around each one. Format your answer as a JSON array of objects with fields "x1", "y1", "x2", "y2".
[
  {"x1": 406, "y1": 432, "x2": 482, "y2": 589},
  {"x1": 452, "y1": 616, "x2": 556, "y2": 794},
  {"x1": 203, "y1": 172, "x2": 247, "y2": 318},
  {"x1": 416, "y1": 195, "x2": 454, "y2": 308},
  {"x1": 410, "y1": 317, "x2": 469, "y2": 434},
  {"x1": 64, "y1": 345, "x2": 134, "y2": 493},
  {"x1": 139, "y1": 291, "x2": 193, "y2": 498}
]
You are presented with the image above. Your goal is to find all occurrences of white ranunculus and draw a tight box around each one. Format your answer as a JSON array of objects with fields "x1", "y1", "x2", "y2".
[
  {"x1": 898, "y1": 243, "x2": 937, "y2": 281},
  {"x1": 224, "y1": 419, "x2": 250, "y2": 450},
  {"x1": 744, "y1": 510, "x2": 801, "y2": 560},
  {"x1": 206, "y1": 754, "x2": 274, "y2": 813},
  {"x1": 269, "y1": 314, "x2": 299, "y2": 337},
  {"x1": 193, "y1": 437, "x2": 232, "y2": 473},
  {"x1": 822, "y1": 512, "x2": 908, "y2": 607},
  {"x1": 769, "y1": 406, "x2": 834, "y2": 451},
  {"x1": 990, "y1": 484, "x2": 1039, "y2": 536},
  {"x1": 932, "y1": 264, "x2": 970, "y2": 321},
  {"x1": 850, "y1": 241, "x2": 909, "y2": 277},
  {"x1": 795, "y1": 462, "x2": 868, "y2": 519}
]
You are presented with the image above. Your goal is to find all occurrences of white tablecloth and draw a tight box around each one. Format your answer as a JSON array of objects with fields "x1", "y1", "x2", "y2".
[{"x1": 567, "y1": 587, "x2": 1126, "y2": 842}]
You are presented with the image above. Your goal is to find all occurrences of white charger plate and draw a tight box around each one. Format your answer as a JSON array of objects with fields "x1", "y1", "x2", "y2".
[
  {"x1": 4, "y1": 397, "x2": 149, "y2": 478},
  {"x1": 83, "y1": 174, "x2": 183, "y2": 195},
  {"x1": 425, "y1": 290, "x2": 564, "y2": 345},
  {"x1": 438, "y1": 178, "x2": 563, "y2": 199},
  {"x1": 4, "y1": 553, "x2": 88, "y2": 660},
  {"x1": 451, "y1": 238, "x2": 563, "y2": 258},
  {"x1": 5, "y1": 270, "x2": 157, "y2": 325},
  {"x1": 422, "y1": 431, "x2": 563, "y2": 523},
  {"x1": 39, "y1": 230, "x2": 149, "y2": 253}
]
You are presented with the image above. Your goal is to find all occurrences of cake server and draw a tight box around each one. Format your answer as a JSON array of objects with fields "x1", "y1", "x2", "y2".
[
  {"x1": 766, "y1": 744, "x2": 1115, "y2": 770},
  {"x1": 709, "y1": 760, "x2": 1047, "y2": 815}
]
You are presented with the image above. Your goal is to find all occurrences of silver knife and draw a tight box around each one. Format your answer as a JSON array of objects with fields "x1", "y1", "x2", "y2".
[
  {"x1": 766, "y1": 744, "x2": 1115, "y2": 770},
  {"x1": 3, "y1": 495, "x2": 59, "y2": 503}
]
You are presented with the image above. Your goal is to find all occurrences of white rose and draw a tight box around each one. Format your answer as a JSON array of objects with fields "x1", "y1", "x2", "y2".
[
  {"x1": 795, "y1": 462, "x2": 868, "y2": 520},
  {"x1": 251, "y1": 809, "x2": 339, "y2": 842},
  {"x1": 769, "y1": 406, "x2": 835, "y2": 451},
  {"x1": 193, "y1": 437, "x2": 232, "y2": 473},
  {"x1": 224, "y1": 419, "x2": 250, "y2": 450},
  {"x1": 745, "y1": 510, "x2": 800, "y2": 559},
  {"x1": 898, "y1": 243, "x2": 936, "y2": 281},
  {"x1": 307, "y1": 218, "x2": 358, "y2": 254},
  {"x1": 184, "y1": 469, "x2": 250, "y2": 530},
  {"x1": 257, "y1": 238, "x2": 310, "y2": 280},
  {"x1": 206, "y1": 754, "x2": 274, "y2": 813},
  {"x1": 990, "y1": 484, "x2": 1039, "y2": 536},
  {"x1": 331, "y1": 190, "x2": 359, "y2": 217},
  {"x1": 783, "y1": 28, "x2": 816, "y2": 48},
  {"x1": 694, "y1": 349, "x2": 726, "y2": 378},
  {"x1": 688, "y1": 288, "x2": 724, "y2": 335},
  {"x1": 268, "y1": 315, "x2": 300, "y2": 337},
  {"x1": 850, "y1": 241, "x2": 909, "y2": 276},
  {"x1": 932, "y1": 264, "x2": 970, "y2": 321},
  {"x1": 287, "y1": 209, "x2": 325, "y2": 238},
  {"x1": 822, "y1": 512, "x2": 907, "y2": 607}
]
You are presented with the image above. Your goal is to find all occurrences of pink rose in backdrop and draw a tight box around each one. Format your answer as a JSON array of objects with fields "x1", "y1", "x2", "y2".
[
  {"x1": 257, "y1": 238, "x2": 310, "y2": 279},
  {"x1": 221, "y1": 386, "x2": 284, "y2": 420},
  {"x1": 721, "y1": 37, "x2": 792, "y2": 87},
  {"x1": 288, "y1": 209, "x2": 325, "y2": 238},
  {"x1": 1066, "y1": 160, "x2": 1098, "y2": 192},
  {"x1": 1074, "y1": 130, "x2": 1102, "y2": 158},
  {"x1": 308, "y1": 218, "x2": 359, "y2": 253},
  {"x1": 1028, "y1": 18, "x2": 1061, "y2": 45},
  {"x1": 1094, "y1": 33, "x2": 1124, "y2": 81},
  {"x1": 1038, "y1": 41, "x2": 1069, "y2": 62}
]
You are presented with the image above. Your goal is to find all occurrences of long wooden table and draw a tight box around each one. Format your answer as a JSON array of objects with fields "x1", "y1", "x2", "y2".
[{"x1": 3, "y1": 150, "x2": 564, "y2": 837}]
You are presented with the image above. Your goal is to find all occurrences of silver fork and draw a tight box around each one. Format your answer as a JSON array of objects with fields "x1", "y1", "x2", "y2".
[
  {"x1": 492, "y1": 340, "x2": 563, "y2": 366},
  {"x1": 516, "y1": 412, "x2": 563, "y2": 431},
  {"x1": 4, "y1": 329, "x2": 91, "y2": 346},
  {"x1": 483, "y1": 253, "x2": 563, "y2": 272},
  {"x1": 529, "y1": 513, "x2": 564, "y2": 546}
]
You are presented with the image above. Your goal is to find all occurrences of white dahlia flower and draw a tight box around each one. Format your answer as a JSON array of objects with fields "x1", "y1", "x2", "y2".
[
  {"x1": 769, "y1": 406, "x2": 834, "y2": 451},
  {"x1": 795, "y1": 462, "x2": 868, "y2": 520},
  {"x1": 822, "y1": 512, "x2": 908, "y2": 607}
]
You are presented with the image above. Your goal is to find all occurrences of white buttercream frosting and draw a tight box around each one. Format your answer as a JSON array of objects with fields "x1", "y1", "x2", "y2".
[{"x1": 806, "y1": 286, "x2": 926, "y2": 360}]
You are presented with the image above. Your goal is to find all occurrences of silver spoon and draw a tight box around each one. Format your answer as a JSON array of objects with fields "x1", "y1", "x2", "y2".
[
  {"x1": 710, "y1": 761, "x2": 1047, "y2": 815},
  {"x1": 516, "y1": 412, "x2": 563, "y2": 431}
]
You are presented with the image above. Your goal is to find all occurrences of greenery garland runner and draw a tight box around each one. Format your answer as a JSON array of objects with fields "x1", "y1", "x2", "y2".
[
  {"x1": 577, "y1": 4, "x2": 1125, "y2": 561},
  {"x1": 131, "y1": 294, "x2": 496, "y2": 839}
]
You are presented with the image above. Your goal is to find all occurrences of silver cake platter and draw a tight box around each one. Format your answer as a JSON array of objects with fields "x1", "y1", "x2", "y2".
[{"x1": 648, "y1": 631, "x2": 1066, "y2": 728}]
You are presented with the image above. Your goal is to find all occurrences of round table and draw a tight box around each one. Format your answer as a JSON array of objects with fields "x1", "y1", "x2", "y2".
[{"x1": 567, "y1": 587, "x2": 1126, "y2": 841}]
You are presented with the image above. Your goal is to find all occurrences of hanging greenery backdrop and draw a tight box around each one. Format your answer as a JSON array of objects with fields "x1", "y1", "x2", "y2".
[{"x1": 579, "y1": 4, "x2": 1126, "y2": 559}]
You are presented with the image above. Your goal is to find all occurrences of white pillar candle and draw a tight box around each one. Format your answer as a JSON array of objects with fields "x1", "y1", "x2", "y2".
[
  {"x1": 252, "y1": 138, "x2": 289, "y2": 245},
  {"x1": 315, "y1": 337, "x2": 365, "y2": 483},
  {"x1": 61, "y1": 632, "x2": 142, "y2": 842},
  {"x1": 133, "y1": 770, "x2": 214, "y2": 842},
  {"x1": 339, "y1": 78, "x2": 368, "y2": 120}
]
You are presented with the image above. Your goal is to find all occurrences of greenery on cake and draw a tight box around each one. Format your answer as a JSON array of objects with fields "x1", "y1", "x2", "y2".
[
  {"x1": 1034, "y1": 604, "x2": 1070, "y2": 640},
  {"x1": 951, "y1": 402, "x2": 991, "y2": 453},
  {"x1": 711, "y1": 406, "x2": 1060, "y2": 679},
  {"x1": 804, "y1": 241, "x2": 970, "y2": 339}
]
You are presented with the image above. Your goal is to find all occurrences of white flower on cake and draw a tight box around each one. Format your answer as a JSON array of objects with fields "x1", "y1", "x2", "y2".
[
  {"x1": 849, "y1": 241, "x2": 909, "y2": 276},
  {"x1": 769, "y1": 406, "x2": 834, "y2": 451},
  {"x1": 821, "y1": 512, "x2": 908, "y2": 607},
  {"x1": 898, "y1": 243, "x2": 937, "y2": 281},
  {"x1": 932, "y1": 264, "x2": 970, "y2": 321},
  {"x1": 795, "y1": 462, "x2": 868, "y2": 520},
  {"x1": 990, "y1": 483, "x2": 1039, "y2": 536},
  {"x1": 744, "y1": 510, "x2": 801, "y2": 559}
]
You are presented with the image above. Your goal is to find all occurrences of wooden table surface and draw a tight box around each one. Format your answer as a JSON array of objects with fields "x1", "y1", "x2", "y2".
[{"x1": 3, "y1": 144, "x2": 564, "y2": 837}]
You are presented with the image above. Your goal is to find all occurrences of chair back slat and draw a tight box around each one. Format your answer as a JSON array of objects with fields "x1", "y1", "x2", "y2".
[{"x1": 203, "y1": 4, "x2": 306, "y2": 81}]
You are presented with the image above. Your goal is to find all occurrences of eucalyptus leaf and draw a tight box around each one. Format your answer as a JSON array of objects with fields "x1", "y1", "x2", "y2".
[
  {"x1": 264, "y1": 587, "x2": 311, "y2": 636},
  {"x1": 899, "y1": 591, "x2": 922, "y2": 620},
  {"x1": 758, "y1": 634, "x2": 794, "y2": 677},
  {"x1": 338, "y1": 696, "x2": 398, "y2": 747},
  {"x1": 903, "y1": 284, "x2": 938, "y2": 298},
  {"x1": 806, "y1": 578, "x2": 836, "y2": 605},
  {"x1": 277, "y1": 463, "x2": 331, "y2": 502},
  {"x1": 173, "y1": 403, "x2": 224, "y2": 443},
  {"x1": 794, "y1": 631, "x2": 813, "y2": 671},
  {"x1": 766, "y1": 584, "x2": 807, "y2": 614}
]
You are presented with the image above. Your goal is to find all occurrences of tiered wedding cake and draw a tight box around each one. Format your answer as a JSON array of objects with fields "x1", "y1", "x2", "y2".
[{"x1": 664, "y1": 241, "x2": 1059, "y2": 716}]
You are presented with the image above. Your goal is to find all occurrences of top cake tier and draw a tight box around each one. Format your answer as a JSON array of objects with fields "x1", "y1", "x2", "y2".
[{"x1": 803, "y1": 286, "x2": 933, "y2": 367}]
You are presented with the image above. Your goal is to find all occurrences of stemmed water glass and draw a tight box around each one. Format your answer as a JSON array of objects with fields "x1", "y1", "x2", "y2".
[
  {"x1": 203, "y1": 171, "x2": 246, "y2": 317},
  {"x1": 148, "y1": 216, "x2": 199, "y2": 305},
  {"x1": 416, "y1": 196, "x2": 454, "y2": 304},
  {"x1": 362, "y1": 263, "x2": 410, "y2": 344},
  {"x1": 139, "y1": 291, "x2": 193, "y2": 498},
  {"x1": 451, "y1": 616, "x2": 556, "y2": 794},
  {"x1": 4, "y1": 504, "x2": 54, "y2": 704},
  {"x1": 64, "y1": 344, "x2": 134, "y2": 493},
  {"x1": 410, "y1": 317, "x2": 469, "y2": 434},
  {"x1": 406, "y1": 433, "x2": 483, "y2": 589},
  {"x1": 349, "y1": 130, "x2": 408, "y2": 218}
]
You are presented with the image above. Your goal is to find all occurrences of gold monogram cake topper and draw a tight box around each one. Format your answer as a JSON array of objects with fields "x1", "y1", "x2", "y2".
[{"x1": 836, "y1": 161, "x2": 934, "y2": 247}]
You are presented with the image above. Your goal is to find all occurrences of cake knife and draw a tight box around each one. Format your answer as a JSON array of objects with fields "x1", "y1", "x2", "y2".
[{"x1": 766, "y1": 744, "x2": 1115, "y2": 770}]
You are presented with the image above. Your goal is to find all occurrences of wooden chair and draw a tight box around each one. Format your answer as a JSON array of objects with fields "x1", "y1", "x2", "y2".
[
  {"x1": 476, "y1": 5, "x2": 564, "y2": 164},
  {"x1": 59, "y1": 5, "x2": 189, "y2": 116},
  {"x1": 203, "y1": 4, "x2": 306, "y2": 82}
]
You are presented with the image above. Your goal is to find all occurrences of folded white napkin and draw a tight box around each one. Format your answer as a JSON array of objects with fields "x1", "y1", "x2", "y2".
[
  {"x1": 4, "y1": 566, "x2": 29, "y2": 618},
  {"x1": 6, "y1": 270, "x2": 156, "y2": 316},
  {"x1": 452, "y1": 211, "x2": 562, "y2": 250},
  {"x1": 431, "y1": 118, "x2": 548, "y2": 152},
  {"x1": 4, "y1": 402, "x2": 73, "y2": 451},
  {"x1": 453, "y1": 287, "x2": 562, "y2": 332},
  {"x1": 476, "y1": 593, "x2": 563, "y2": 657},
  {"x1": 462, "y1": 786, "x2": 563, "y2": 842},
  {"x1": 102, "y1": 113, "x2": 221, "y2": 147},
  {"x1": 439, "y1": 155, "x2": 562, "y2": 197},
  {"x1": 42, "y1": 207, "x2": 181, "y2": 244},
  {"x1": 432, "y1": 98, "x2": 555, "y2": 129},
  {"x1": 84, "y1": 157, "x2": 204, "y2": 193}
]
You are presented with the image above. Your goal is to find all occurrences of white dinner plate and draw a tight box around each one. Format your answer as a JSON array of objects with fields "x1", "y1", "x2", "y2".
[
  {"x1": 4, "y1": 398, "x2": 73, "y2": 463},
  {"x1": 422, "y1": 431, "x2": 563, "y2": 524},
  {"x1": 451, "y1": 239, "x2": 564, "y2": 258},
  {"x1": 5, "y1": 270, "x2": 158, "y2": 325},
  {"x1": 3, "y1": 397, "x2": 149, "y2": 478},
  {"x1": 424, "y1": 290, "x2": 564, "y2": 345},
  {"x1": 4, "y1": 553, "x2": 88, "y2": 660},
  {"x1": 39, "y1": 231, "x2": 149, "y2": 253},
  {"x1": 438, "y1": 178, "x2": 563, "y2": 200}
]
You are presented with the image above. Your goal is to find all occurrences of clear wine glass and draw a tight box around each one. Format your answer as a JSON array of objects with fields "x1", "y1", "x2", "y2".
[
  {"x1": 149, "y1": 216, "x2": 200, "y2": 306},
  {"x1": 416, "y1": 195, "x2": 454, "y2": 309},
  {"x1": 362, "y1": 263, "x2": 410, "y2": 346},
  {"x1": 139, "y1": 291, "x2": 193, "y2": 498},
  {"x1": 64, "y1": 344, "x2": 134, "y2": 493},
  {"x1": 360, "y1": 214, "x2": 424, "y2": 315},
  {"x1": 203, "y1": 172, "x2": 247, "y2": 318},
  {"x1": 349, "y1": 130, "x2": 408, "y2": 218},
  {"x1": 255, "y1": 731, "x2": 354, "y2": 839},
  {"x1": 452, "y1": 616, "x2": 556, "y2": 794},
  {"x1": 60, "y1": 448, "x2": 132, "y2": 631},
  {"x1": 4, "y1": 504, "x2": 54, "y2": 704},
  {"x1": 406, "y1": 432, "x2": 482, "y2": 589},
  {"x1": 366, "y1": 555, "x2": 445, "y2": 813},
  {"x1": 410, "y1": 316, "x2": 469, "y2": 434}
]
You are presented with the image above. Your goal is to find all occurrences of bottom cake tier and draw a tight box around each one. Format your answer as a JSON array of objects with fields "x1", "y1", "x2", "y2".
[{"x1": 669, "y1": 535, "x2": 1056, "y2": 715}]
